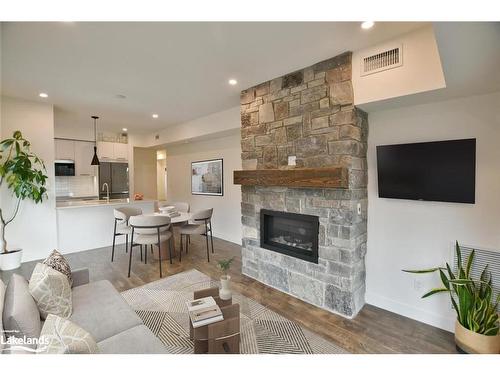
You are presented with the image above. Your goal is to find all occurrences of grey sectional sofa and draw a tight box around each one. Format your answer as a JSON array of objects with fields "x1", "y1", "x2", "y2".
[{"x1": 1, "y1": 268, "x2": 166, "y2": 354}]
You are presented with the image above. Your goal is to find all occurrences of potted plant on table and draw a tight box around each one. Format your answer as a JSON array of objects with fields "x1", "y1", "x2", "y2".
[
  {"x1": 0, "y1": 131, "x2": 48, "y2": 270},
  {"x1": 403, "y1": 241, "x2": 499, "y2": 354},
  {"x1": 217, "y1": 257, "x2": 234, "y2": 300}
]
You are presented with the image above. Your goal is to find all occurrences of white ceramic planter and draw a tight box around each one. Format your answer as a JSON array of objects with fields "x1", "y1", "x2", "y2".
[
  {"x1": 0, "y1": 249, "x2": 23, "y2": 271},
  {"x1": 219, "y1": 275, "x2": 232, "y2": 300},
  {"x1": 455, "y1": 320, "x2": 500, "y2": 354}
]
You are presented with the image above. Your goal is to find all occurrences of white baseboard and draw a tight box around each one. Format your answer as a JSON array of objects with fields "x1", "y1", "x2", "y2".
[
  {"x1": 365, "y1": 291, "x2": 455, "y2": 332},
  {"x1": 212, "y1": 231, "x2": 242, "y2": 246}
]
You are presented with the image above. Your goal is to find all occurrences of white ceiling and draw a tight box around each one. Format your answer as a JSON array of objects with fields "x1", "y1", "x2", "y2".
[
  {"x1": 1, "y1": 22, "x2": 427, "y2": 133},
  {"x1": 359, "y1": 22, "x2": 500, "y2": 112}
]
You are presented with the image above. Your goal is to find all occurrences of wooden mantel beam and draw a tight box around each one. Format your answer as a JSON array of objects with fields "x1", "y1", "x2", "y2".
[{"x1": 233, "y1": 167, "x2": 348, "y2": 189}]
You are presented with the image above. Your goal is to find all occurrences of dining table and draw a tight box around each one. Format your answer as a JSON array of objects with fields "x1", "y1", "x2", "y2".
[{"x1": 150, "y1": 211, "x2": 191, "y2": 261}]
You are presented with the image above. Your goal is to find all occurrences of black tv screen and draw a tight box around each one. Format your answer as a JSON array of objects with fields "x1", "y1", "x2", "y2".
[{"x1": 376, "y1": 139, "x2": 476, "y2": 204}]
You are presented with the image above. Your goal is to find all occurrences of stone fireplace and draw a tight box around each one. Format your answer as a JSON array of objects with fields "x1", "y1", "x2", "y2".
[{"x1": 236, "y1": 52, "x2": 368, "y2": 318}]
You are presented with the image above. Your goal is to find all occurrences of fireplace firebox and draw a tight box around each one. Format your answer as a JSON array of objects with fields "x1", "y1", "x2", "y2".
[{"x1": 260, "y1": 209, "x2": 319, "y2": 264}]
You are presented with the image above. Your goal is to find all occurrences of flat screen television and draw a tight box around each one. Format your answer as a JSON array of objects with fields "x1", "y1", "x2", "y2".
[{"x1": 376, "y1": 138, "x2": 476, "y2": 204}]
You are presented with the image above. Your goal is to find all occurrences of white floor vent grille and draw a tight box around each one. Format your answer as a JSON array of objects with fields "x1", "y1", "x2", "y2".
[
  {"x1": 361, "y1": 44, "x2": 403, "y2": 76},
  {"x1": 453, "y1": 245, "x2": 500, "y2": 312}
]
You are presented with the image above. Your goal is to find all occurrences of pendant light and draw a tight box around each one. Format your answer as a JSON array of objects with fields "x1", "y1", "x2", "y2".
[{"x1": 91, "y1": 115, "x2": 100, "y2": 166}]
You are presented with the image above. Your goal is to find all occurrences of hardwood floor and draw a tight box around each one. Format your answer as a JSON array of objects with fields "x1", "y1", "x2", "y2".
[{"x1": 2, "y1": 234, "x2": 456, "y2": 354}]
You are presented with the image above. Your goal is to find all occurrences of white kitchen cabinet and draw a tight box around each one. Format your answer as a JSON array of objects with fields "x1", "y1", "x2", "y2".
[
  {"x1": 113, "y1": 143, "x2": 128, "y2": 161},
  {"x1": 97, "y1": 141, "x2": 128, "y2": 161},
  {"x1": 97, "y1": 141, "x2": 115, "y2": 160},
  {"x1": 74, "y1": 141, "x2": 97, "y2": 176},
  {"x1": 55, "y1": 139, "x2": 75, "y2": 160}
]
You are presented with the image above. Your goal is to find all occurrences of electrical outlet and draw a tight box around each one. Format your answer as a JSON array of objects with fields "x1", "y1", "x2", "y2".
[{"x1": 413, "y1": 279, "x2": 423, "y2": 291}]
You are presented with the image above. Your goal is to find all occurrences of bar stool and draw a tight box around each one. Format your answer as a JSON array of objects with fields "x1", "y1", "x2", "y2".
[
  {"x1": 128, "y1": 215, "x2": 172, "y2": 278},
  {"x1": 112, "y1": 207, "x2": 143, "y2": 262},
  {"x1": 179, "y1": 208, "x2": 214, "y2": 262}
]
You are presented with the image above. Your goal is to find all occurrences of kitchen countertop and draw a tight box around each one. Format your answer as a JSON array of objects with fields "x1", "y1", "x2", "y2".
[
  {"x1": 56, "y1": 198, "x2": 156, "y2": 209},
  {"x1": 56, "y1": 198, "x2": 156, "y2": 253}
]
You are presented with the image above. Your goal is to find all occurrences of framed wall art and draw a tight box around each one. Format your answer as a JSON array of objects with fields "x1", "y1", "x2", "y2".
[{"x1": 191, "y1": 158, "x2": 223, "y2": 196}]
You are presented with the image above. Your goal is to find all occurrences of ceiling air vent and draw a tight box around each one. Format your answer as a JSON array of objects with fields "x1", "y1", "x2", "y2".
[{"x1": 361, "y1": 44, "x2": 403, "y2": 76}]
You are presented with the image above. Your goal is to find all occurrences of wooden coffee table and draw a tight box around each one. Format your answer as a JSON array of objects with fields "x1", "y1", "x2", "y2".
[{"x1": 189, "y1": 287, "x2": 240, "y2": 354}]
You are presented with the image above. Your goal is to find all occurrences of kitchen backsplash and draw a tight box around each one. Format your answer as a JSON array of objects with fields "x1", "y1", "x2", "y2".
[{"x1": 55, "y1": 176, "x2": 98, "y2": 198}]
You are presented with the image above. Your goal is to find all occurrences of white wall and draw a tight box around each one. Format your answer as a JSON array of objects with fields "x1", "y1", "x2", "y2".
[
  {"x1": 366, "y1": 91, "x2": 500, "y2": 332},
  {"x1": 157, "y1": 158, "x2": 167, "y2": 201},
  {"x1": 133, "y1": 147, "x2": 157, "y2": 199},
  {"x1": 54, "y1": 108, "x2": 94, "y2": 141},
  {"x1": 54, "y1": 108, "x2": 143, "y2": 142},
  {"x1": 353, "y1": 25, "x2": 446, "y2": 106},
  {"x1": 0, "y1": 96, "x2": 58, "y2": 262},
  {"x1": 144, "y1": 106, "x2": 240, "y2": 147},
  {"x1": 165, "y1": 131, "x2": 242, "y2": 245},
  {"x1": 123, "y1": 132, "x2": 151, "y2": 199}
]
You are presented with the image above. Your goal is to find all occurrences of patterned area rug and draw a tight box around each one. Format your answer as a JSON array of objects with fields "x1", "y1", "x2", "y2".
[{"x1": 121, "y1": 269, "x2": 347, "y2": 354}]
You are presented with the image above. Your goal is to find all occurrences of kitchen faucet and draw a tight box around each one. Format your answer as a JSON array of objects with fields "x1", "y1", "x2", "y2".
[{"x1": 102, "y1": 182, "x2": 110, "y2": 202}]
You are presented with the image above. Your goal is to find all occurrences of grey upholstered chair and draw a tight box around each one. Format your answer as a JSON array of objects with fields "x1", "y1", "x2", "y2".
[
  {"x1": 112, "y1": 207, "x2": 143, "y2": 262},
  {"x1": 178, "y1": 208, "x2": 214, "y2": 262},
  {"x1": 128, "y1": 215, "x2": 172, "y2": 278}
]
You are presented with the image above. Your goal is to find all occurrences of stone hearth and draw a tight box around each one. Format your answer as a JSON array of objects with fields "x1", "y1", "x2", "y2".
[{"x1": 239, "y1": 52, "x2": 368, "y2": 318}]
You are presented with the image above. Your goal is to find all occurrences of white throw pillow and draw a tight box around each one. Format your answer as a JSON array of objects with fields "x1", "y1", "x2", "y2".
[
  {"x1": 37, "y1": 314, "x2": 99, "y2": 354},
  {"x1": 29, "y1": 263, "x2": 72, "y2": 320}
]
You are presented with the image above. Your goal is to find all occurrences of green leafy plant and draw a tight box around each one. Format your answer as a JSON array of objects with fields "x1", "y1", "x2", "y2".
[
  {"x1": 217, "y1": 257, "x2": 234, "y2": 277},
  {"x1": 403, "y1": 241, "x2": 499, "y2": 336},
  {"x1": 0, "y1": 131, "x2": 48, "y2": 253}
]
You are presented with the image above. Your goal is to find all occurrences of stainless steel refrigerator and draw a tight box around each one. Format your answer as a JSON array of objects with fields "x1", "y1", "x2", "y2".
[{"x1": 98, "y1": 162, "x2": 129, "y2": 199}]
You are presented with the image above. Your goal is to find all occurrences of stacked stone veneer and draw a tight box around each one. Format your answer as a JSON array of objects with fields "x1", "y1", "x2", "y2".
[{"x1": 239, "y1": 52, "x2": 369, "y2": 317}]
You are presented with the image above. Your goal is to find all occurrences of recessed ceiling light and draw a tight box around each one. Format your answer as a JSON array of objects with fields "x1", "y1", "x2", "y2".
[
  {"x1": 39, "y1": 92, "x2": 48, "y2": 98},
  {"x1": 122, "y1": 128, "x2": 128, "y2": 132},
  {"x1": 228, "y1": 79, "x2": 238, "y2": 86},
  {"x1": 152, "y1": 114, "x2": 159, "y2": 119},
  {"x1": 361, "y1": 21, "x2": 375, "y2": 30}
]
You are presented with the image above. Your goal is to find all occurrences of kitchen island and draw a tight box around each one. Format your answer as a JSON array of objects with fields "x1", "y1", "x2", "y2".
[{"x1": 56, "y1": 198, "x2": 156, "y2": 253}]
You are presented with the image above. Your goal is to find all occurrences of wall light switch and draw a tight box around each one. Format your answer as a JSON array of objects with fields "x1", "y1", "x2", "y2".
[
  {"x1": 357, "y1": 202, "x2": 362, "y2": 215},
  {"x1": 288, "y1": 155, "x2": 296, "y2": 166}
]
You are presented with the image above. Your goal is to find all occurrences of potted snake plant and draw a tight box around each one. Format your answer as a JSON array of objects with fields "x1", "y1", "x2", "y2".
[
  {"x1": 0, "y1": 131, "x2": 48, "y2": 270},
  {"x1": 403, "y1": 241, "x2": 499, "y2": 353},
  {"x1": 217, "y1": 257, "x2": 234, "y2": 300}
]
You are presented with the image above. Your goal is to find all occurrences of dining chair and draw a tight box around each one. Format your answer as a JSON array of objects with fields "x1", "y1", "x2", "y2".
[
  {"x1": 112, "y1": 207, "x2": 143, "y2": 262},
  {"x1": 178, "y1": 208, "x2": 214, "y2": 262},
  {"x1": 173, "y1": 202, "x2": 190, "y2": 213},
  {"x1": 128, "y1": 215, "x2": 172, "y2": 278},
  {"x1": 160, "y1": 201, "x2": 190, "y2": 213}
]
